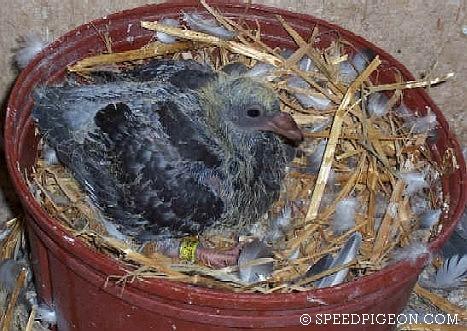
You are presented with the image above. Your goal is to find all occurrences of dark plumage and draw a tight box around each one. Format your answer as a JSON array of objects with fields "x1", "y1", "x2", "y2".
[{"x1": 32, "y1": 59, "x2": 302, "y2": 242}]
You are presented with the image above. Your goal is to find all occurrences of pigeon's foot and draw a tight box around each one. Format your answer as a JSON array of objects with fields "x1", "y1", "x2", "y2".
[{"x1": 196, "y1": 244, "x2": 242, "y2": 268}]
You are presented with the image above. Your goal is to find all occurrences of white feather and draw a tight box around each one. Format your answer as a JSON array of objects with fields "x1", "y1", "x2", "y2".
[
  {"x1": 295, "y1": 93, "x2": 331, "y2": 110},
  {"x1": 295, "y1": 93, "x2": 332, "y2": 110},
  {"x1": 264, "y1": 205, "x2": 292, "y2": 242},
  {"x1": 419, "y1": 209, "x2": 441, "y2": 229},
  {"x1": 339, "y1": 51, "x2": 371, "y2": 84},
  {"x1": 36, "y1": 304, "x2": 57, "y2": 324},
  {"x1": 183, "y1": 12, "x2": 235, "y2": 39},
  {"x1": 238, "y1": 240, "x2": 273, "y2": 284},
  {"x1": 410, "y1": 193, "x2": 431, "y2": 215},
  {"x1": 298, "y1": 56, "x2": 316, "y2": 72},
  {"x1": 275, "y1": 206, "x2": 292, "y2": 228},
  {"x1": 305, "y1": 116, "x2": 332, "y2": 133},
  {"x1": 244, "y1": 63, "x2": 275, "y2": 78},
  {"x1": 319, "y1": 170, "x2": 339, "y2": 211},
  {"x1": 287, "y1": 76, "x2": 331, "y2": 110},
  {"x1": 307, "y1": 139, "x2": 327, "y2": 173},
  {"x1": 15, "y1": 34, "x2": 48, "y2": 69},
  {"x1": 403, "y1": 109, "x2": 438, "y2": 134},
  {"x1": 26, "y1": 290, "x2": 38, "y2": 306},
  {"x1": 156, "y1": 18, "x2": 180, "y2": 44},
  {"x1": 387, "y1": 202, "x2": 398, "y2": 218},
  {"x1": 43, "y1": 143, "x2": 59, "y2": 165},
  {"x1": 400, "y1": 171, "x2": 428, "y2": 195},
  {"x1": 367, "y1": 92, "x2": 389, "y2": 117},
  {"x1": 331, "y1": 198, "x2": 359, "y2": 235},
  {"x1": 433, "y1": 255, "x2": 467, "y2": 288},
  {"x1": 351, "y1": 51, "x2": 371, "y2": 73},
  {"x1": 392, "y1": 242, "x2": 430, "y2": 264},
  {"x1": 0, "y1": 228, "x2": 11, "y2": 242},
  {"x1": 317, "y1": 232, "x2": 362, "y2": 288},
  {"x1": 395, "y1": 103, "x2": 413, "y2": 119}
]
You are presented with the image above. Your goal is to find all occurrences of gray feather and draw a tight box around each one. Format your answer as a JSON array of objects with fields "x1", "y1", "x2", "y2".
[
  {"x1": 156, "y1": 18, "x2": 180, "y2": 44},
  {"x1": 433, "y1": 255, "x2": 467, "y2": 289},
  {"x1": 287, "y1": 76, "x2": 331, "y2": 110},
  {"x1": 183, "y1": 12, "x2": 235, "y2": 39},
  {"x1": 245, "y1": 63, "x2": 276, "y2": 79},
  {"x1": 339, "y1": 50, "x2": 373, "y2": 84},
  {"x1": 238, "y1": 239, "x2": 273, "y2": 284},
  {"x1": 419, "y1": 209, "x2": 441, "y2": 229},
  {"x1": 305, "y1": 254, "x2": 333, "y2": 278},
  {"x1": 0, "y1": 259, "x2": 24, "y2": 293},
  {"x1": 316, "y1": 232, "x2": 362, "y2": 288},
  {"x1": 367, "y1": 92, "x2": 389, "y2": 117}
]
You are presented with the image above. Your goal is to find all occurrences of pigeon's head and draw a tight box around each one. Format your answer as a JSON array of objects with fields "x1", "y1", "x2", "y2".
[{"x1": 201, "y1": 73, "x2": 303, "y2": 146}]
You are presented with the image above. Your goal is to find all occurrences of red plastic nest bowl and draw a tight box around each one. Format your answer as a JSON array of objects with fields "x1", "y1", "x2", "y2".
[{"x1": 4, "y1": 1, "x2": 466, "y2": 330}]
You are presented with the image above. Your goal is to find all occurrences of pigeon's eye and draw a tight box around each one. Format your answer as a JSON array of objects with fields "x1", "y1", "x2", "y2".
[{"x1": 246, "y1": 106, "x2": 261, "y2": 118}]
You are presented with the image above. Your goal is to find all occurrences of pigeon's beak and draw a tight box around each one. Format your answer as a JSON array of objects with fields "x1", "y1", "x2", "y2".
[{"x1": 262, "y1": 112, "x2": 303, "y2": 143}]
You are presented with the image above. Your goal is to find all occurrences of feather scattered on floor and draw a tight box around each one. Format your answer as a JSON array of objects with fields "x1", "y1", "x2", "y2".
[
  {"x1": 15, "y1": 34, "x2": 48, "y2": 69},
  {"x1": 432, "y1": 255, "x2": 467, "y2": 289}
]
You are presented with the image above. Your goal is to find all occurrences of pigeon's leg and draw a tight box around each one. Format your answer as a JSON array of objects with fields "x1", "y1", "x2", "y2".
[
  {"x1": 196, "y1": 245, "x2": 242, "y2": 268},
  {"x1": 156, "y1": 238, "x2": 241, "y2": 268},
  {"x1": 154, "y1": 238, "x2": 181, "y2": 258}
]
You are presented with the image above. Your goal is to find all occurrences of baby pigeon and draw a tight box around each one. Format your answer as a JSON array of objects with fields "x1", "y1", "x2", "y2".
[{"x1": 32, "y1": 59, "x2": 302, "y2": 263}]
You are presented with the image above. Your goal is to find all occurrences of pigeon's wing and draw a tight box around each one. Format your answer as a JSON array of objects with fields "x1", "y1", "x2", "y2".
[
  {"x1": 93, "y1": 97, "x2": 226, "y2": 238},
  {"x1": 91, "y1": 59, "x2": 217, "y2": 89},
  {"x1": 33, "y1": 78, "x2": 225, "y2": 239},
  {"x1": 32, "y1": 82, "x2": 161, "y2": 236}
]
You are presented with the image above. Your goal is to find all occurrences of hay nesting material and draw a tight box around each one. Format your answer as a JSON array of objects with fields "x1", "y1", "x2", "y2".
[
  {"x1": 0, "y1": 218, "x2": 50, "y2": 331},
  {"x1": 27, "y1": 0, "x2": 457, "y2": 293}
]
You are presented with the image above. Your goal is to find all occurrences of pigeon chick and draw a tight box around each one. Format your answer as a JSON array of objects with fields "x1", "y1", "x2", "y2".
[{"x1": 32, "y1": 59, "x2": 303, "y2": 265}]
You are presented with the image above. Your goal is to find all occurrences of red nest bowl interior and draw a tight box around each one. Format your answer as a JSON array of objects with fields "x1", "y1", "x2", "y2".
[{"x1": 4, "y1": 1, "x2": 466, "y2": 330}]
